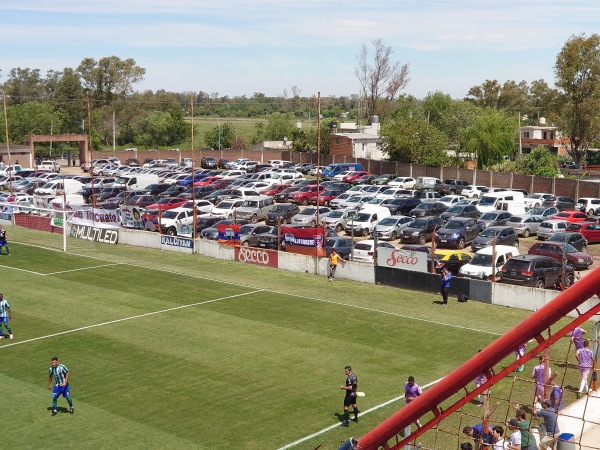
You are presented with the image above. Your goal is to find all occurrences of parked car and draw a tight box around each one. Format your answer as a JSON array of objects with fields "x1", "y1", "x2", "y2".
[
  {"x1": 550, "y1": 210, "x2": 588, "y2": 223},
  {"x1": 264, "y1": 203, "x2": 300, "y2": 226},
  {"x1": 435, "y1": 217, "x2": 480, "y2": 249},
  {"x1": 291, "y1": 207, "x2": 331, "y2": 227},
  {"x1": 324, "y1": 237, "x2": 355, "y2": 259},
  {"x1": 459, "y1": 245, "x2": 520, "y2": 280},
  {"x1": 536, "y1": 219, "x2": 570, "y2": 240},
  {"x1": 256, "y1": 226, "x2": 285, "y2": 250},
  {"x1": 289, "y1": 185, "x2": 326, "y2": 205},
  {"x1": 566, "y1": 222, "x2": 600, "y2": 244},
  {"x1": 526, "y1": 206, "x2": 559, "y2": 218},
  {"x1": 547, "y1": 232, "x2": 587, "y2": 252},
  {"x1": 541, "y1": 195, "x2": 576, "y2": 211},
  {"x1": 432, "y1": 250, "x2": 473, "y2": 275},
  {"x1": 506, "y1": 214, "x2": 544, "y2": 237},
  {"x1": 146, "y1": 197, "x2": 187, "y2": 212},
  {"x1": 409, "y1": 201, "x2": 448, "y2": 218},
  {"x1": 414, "y1": 176, "x2": 442, "y2": 191},
  {"x1": 373, "y1": 215, "x2": 414, "y2": 241},
  {"x1": 400, "y1": 216, "x2": 444, "y2": 244},
  {"x1": 461, "y1": 185, "x2": 488, "y2": 199},
  {"x1": 217, "y1": 159, "x2": 230, "y2": 169},
  {"x1": 439, "y1": 204, "x2": 480, "y2": 222},
  {"x1": 238, "y1": 224, "x2": 273, "y2": 247},
  {"x1": 388, "y1": 177, "x2": 416, "y2": 189},
  {"x1": 524, "y1": 193, "x2": 554, "y2": 209},
  {"x1": 351, "y1": 240, "x2": 396, "y2": 262},
  {"x1": 528, "y1": 242, "x2": 593, "y2": 270},
  {"x1": 194, "y1": 214, "x2": 222, "y2": 235},
  {"x1": 434, "y1": 179, "x2": 470, "y2": 196},
  {"x1": 471, "y1": 226, "x2": 519, "y2": 252},
  {"x1": 381, "y1": 197, "x2": 422, "y2": 215},
  {"x1": 210, "y1": 198, "x2": 245, "y2": 219},
  {"x1": 477, "y1": 211, "x2": 513, "y2": 229},
  {"x1": 576, "y1": 197, "x2": 600, "y2": 215},
  {"x1": 323, "y1": 208, "x2": 355, "y2": 233},
  {"x1": 501, "y1": 254, "x2": 574, "y2": 289},
  {"x1": 371, "y1": 174, "x2": 395, "y2": 185}
]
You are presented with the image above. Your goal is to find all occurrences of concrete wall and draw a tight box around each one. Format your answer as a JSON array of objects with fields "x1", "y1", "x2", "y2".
[
  {"x1": 195, "y1": 239, "x2": 235, "y2": 260},
  {"x1": 116, "y1": 228, "x2": 161, "y2": 249},
  {"x1": 557, "y1": 391, "x2": 600, "y2": 440}
]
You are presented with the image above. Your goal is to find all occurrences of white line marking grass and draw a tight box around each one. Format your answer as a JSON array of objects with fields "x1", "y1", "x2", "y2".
[
  {"x1": 0, "y1": 290, "x2": 263, "y2": 350},
  {"x1": 277, "y1": 377, "x2": 445, "y2": 450},
  {"x1": 45, "y1": 263, "x2": 122, "y2": 276}
]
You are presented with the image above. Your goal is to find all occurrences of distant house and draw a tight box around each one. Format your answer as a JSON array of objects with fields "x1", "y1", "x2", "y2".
[
  {"x1": 518, "y1": 117, "x2": 568, "y2": 156},
  {"x1": 329, "y1": 117, "x2": 384, "y2": 160}
]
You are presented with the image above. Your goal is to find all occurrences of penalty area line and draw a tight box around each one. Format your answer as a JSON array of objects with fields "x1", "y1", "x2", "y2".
[
  {"x1": 276, "y1": 377, "x2": 444, "y2": 450},
  {"x1": 45, "y1": 263, "x2": 122, "y2": 276},
  {"x1": 0, "y1": 264, "x2": 47, "y2": 276},
  {"x1": 0, "y1": 289, "x2": 264, "y2": 350}
]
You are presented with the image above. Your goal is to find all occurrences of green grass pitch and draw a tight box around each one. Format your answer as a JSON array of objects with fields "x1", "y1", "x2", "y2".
[{"x1": 0, "y1": 226, "x2": 575, "y2": 449}]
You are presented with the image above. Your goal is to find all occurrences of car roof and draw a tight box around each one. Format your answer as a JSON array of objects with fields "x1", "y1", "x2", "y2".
[
  {"x1": 433, "y1": 249, "x2": 472, "y2": 257},
  {"x1": 475, "y1": 245, "x2": 519, "y2": 255}
]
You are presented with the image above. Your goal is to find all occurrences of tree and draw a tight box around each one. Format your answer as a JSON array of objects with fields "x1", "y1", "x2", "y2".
[
  {"x1": 50, "y1": 68, "x2": 86, "y2": 134},
  {"x1": 462, "y1": 109, "x2": 517, "y2": 168},
  {"x1": 1, "y1": 68, "x2": 44, "y2": 105},
  {"x1": 552, "y1": 33, "x2": 600, "y2": 166},
  {"x1": 520, "y1": 146, "x2": 560, "y2": 177},
  {"x1": 382, "y1": 115, "x2": 448, "y2": 166},
  {"x1": 355, "y1": 39, "x2": 409, "y2": 124},
  {"x1": 204, "y1": 122, "x2": 235, "y2": 149},
  {"x1": 263, "y1": 113, "x2": 295, "y2": 141},
  {"x1": 0, "y1": 102, "x2": 63, "y2": 144},
  {"x1": 77, "y1": 56, "x2": 145, "y2": 103}
]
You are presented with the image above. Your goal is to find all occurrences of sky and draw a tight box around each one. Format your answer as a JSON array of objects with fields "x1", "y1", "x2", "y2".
[{"x1": 1, "y1": 1, "x2": 599, "y2": 100}]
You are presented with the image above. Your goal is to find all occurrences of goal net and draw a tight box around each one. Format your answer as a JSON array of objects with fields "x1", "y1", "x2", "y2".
[{"x1": 356, "y1": 272, "x2": 600, "y2": 450}]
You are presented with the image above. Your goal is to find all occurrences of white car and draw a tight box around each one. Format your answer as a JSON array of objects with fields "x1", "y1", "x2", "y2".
[
  {"x1": 163, "y1": 173, "x2": 191, "y2": 185},
  {"x1": 524, "y1": 193, "x2": 554, "y2": 209},
  {"x1": 438, "y1": 195, "x2": 466, "y2": 206},
  {"x1": 210, "y1": 198, "x2": 245, "y2": 219},
  {"x1": 181, "y1": 199, "x2": 214, "y2": 214},
  {"x1": 332, "y1": 171, "x2": 355, "y2": 182},
  {"x1": 308, "y1": 166, "x2": 324, "y2": 176},
  {"x1": 576, "y1": 197, "x2": 600, "y2": 215},
  {"x1": 351, "y1": 239, "x2": 396, "y2": 262},
  {"x1": 388, "y1": 177, "x2": 416, "y2": 189},
  {"x1": 462, "y1": 185, "x2": 488, "y2": 198},
  {"x1": 159, "y1": 207, "x2": 196, "y2": 236},
  {"x1": 220, "y1": 170, "x2": 246, "y2": 180}
]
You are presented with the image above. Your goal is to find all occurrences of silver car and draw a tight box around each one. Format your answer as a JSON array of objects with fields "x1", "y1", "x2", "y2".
[
  {"x1": 374, "y1": 215, "x2": 414, "y2": 240},
  {"x1": 537, "y1": 219, "x2": 570, "y2": 240},
  {"x1": 506, "y1": 214, "x2": 544, "y2": 237},
  {"x1": 291, "y1": 206, "x2": 331, "y2": 227},
  {"x1": 323, "y1": 208, "x2": 355, "y2": 232}
]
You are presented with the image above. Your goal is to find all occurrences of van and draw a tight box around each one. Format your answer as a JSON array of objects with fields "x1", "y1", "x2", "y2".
[
  {"x1": 34, "y1": 179, "x2": 84, "y2": 196},
  {"x1": 477, "y1": 190, "x2": 525, "y2": 214},
  {"x1": 232, "y1": 195, "x2": 275, "y2": 223},
  {"x1": 414, "y1": 177, "x2": 441, "y2": 191},
  {"x1": 50, "y1": 194, "x2": 87, "y2": 209},
  {"x1": 458, "y1": 245, "x2": 520, "y2": 280},
  {"x1": 344, "y1": 206, "x2": 391, "y2": 237},
  {"x1": 113, "y1": 174, "x2": 159, "y2": 190},
  {"x1": 321, "y1": 163, "x2": 363, "y2": 180}
]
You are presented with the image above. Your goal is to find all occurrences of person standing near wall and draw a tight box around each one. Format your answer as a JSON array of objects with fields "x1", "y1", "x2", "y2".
[{"x1": 440, "y1": 267, "x2": 451, "y2": 306}]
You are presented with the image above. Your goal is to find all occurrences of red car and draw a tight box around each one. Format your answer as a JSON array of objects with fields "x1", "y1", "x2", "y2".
[
  {"x1": 550, "y1": 210, "x2": 588, "y2": 223},
  {"x1": 146, "y1": 197, "x2": 187, "y2": 211},
  {"x1": 209, "y1": 178, "x2": 231, "y2": 190},
  {"x1": 289, "y1": 185, "x2": 326, "y2": 205},
  {"x1": 312, "y1": 189, "x2": 344, "y2": 206},
  {"x1": 260, "y1": 184, "x2": 290, "y2": 196},
  {"x1": 566, "y1": 222, "x2": 600, "y2": 244},
  {"x1": 193, "y1": 175, "x2": 223, "y2": 186},
  {"x1": 342, "y1": 171, "x2": 371, "y2": 183}
]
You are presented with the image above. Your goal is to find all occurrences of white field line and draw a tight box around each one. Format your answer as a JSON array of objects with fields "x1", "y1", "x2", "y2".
[
  {"x1": 277, "y1": 377, "x2": 445, "y2": 450},
  {"x1": 0, "y1": 290, "x2": 263, "y2": 350},
  {"x1": 0, "y1": 264, "x2": 47, "y2": 276},
  {"x1": 44, "y1": 263, "x2": 122, "y2": 276}
]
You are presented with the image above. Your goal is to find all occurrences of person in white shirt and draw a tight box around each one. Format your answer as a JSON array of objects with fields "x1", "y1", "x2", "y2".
[
  {"x1": 506, "y1": 419, "x2": 521, "y2": 450},
  {"x1": 491, "y1": 426, "x2": 509, "y2": 449}
]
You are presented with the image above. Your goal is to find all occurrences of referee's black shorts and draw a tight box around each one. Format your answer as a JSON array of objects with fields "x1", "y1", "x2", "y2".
[{"x1": 344, "y1": 394, "x2": 356, "y2": 406}]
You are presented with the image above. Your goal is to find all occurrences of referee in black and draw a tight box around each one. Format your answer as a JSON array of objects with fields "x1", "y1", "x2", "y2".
[{"x1": 340, "y1": 365, "x2": 358, "y2": 426}]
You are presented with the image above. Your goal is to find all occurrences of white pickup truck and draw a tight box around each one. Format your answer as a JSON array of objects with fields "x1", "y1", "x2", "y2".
[{"x1": 37, "y1": 160, "x2": 61, "y2": 172}]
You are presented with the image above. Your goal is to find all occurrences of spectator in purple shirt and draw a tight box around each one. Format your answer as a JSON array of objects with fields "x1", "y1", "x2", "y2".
[
  {"x1": 514, "y1": 342, "x2": 526, "y2": 372},
  {"x1": 404, "y1": 376, "x2": 423, "y2": 437},
  {"x1": 571, "y1": 326, "x2": 586, "y2": 350},
  {"x1": 532, "y1": 356, "x2": 550, "y2": 406},
  {"x1": 548, "y1": 373, "x2": 563, "y2": 411},
  {"x1": 576, "y1": 340, "x2": 594, "y2": 397}
]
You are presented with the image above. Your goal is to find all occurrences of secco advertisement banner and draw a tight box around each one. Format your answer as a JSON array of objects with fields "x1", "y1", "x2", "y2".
[
  {"x1": 281, "y1": 226, "x2": 326, "y2": 257},
  {"x1": 377, "y1": 247, "x2": 428, "y2": 273},
  {"x1": 234, "y1": 247, "x2": 278, "y2": 268},
  {"x1": 217, "y1": 223, "x2": 240, "y2": 246}
]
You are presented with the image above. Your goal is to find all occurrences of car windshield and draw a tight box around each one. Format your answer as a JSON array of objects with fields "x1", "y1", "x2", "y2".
[
  {"x1": 447, "y1": 206, "x2": 462, "y2": 213},
  {"x1": 480, "y1": 228, "x2": 499, "y2": 237},
  {"x1": 444, "y1": 220, "x2": 466, "y2": 230},
  {"x1": 354, "y1": 243, "x2": 373, "y2": 251},
  {"x1": 470, "y1": 253, "x2": 493, "y2": 266},
  {"x1": 216, "y1": 201, "x2": 235, "y2": 209},
  {"x1": 328, "y1": 210, "x2": 344, "y2": 218},
  {"x1": 299, "y1": 208, "x2": 316, "y2": 216},
  {"x1": 162, "y1": 210, "x2": 180, "y2": 219},
  {"x1": 507, "y1": 217, "x2": 523, "y2": 223},
  {"x1": 415, "y1": 203, "x2": 430, "y2": 210},
  {"x1": 382, "y1": 189, "x2": 396, "y2": 195},
  {"x1": 354, "y1": 213, "x2": 371, "y2": 222},
  {"x1": 367, "y1": 198, "x2": 384, "y2": 205},
  {"x1": 239, "y1": 225, "x2": 256, "y2": 234},
  {"x1": 270, "y1": 205, "x2": 290, "y2": 213},
  {"x1": 548, "y1": 234, "x2": 570, "y2": 243},
  {"x1": 478, "y1": 196, "x2": 497, "y2": 207},
  {"x1": 565, "y1": 244, "x2": 579, "y2": 253},
  {"x1": 480, "y1": 212, "x2": 499, "y2": 220},
  {"x1": 241, "y1": 200, "x2": 258, "y2": 208},
  {"x1": 410, "y1": 219, "x2": 428, "y2": 228},
  {"x1": 378, "y1": 217, "x2": 398, "y2": 226}
]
